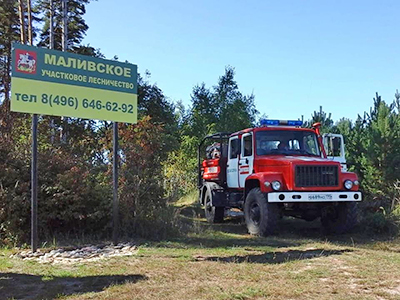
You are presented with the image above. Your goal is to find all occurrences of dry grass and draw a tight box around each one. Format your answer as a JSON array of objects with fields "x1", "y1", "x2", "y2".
[
  {"x1": 1, "y1": 208, "x2": 400, "y2": 300},
  {"x1": 173, "y1": 190, "x2": 198, "y2": 208}
]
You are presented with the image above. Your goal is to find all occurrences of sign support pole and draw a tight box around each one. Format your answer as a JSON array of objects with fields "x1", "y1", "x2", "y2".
[
  {"x1": 31, "y1": 114, "x2": 38, "y2": 252},
  {"x1": 49, "y1": 0, "x2": 55, "y2": 144},
  {"x1": 60, "y1": 0, "x2": 68, "y2": 143},
  {"x1": 25, "y1": 0, "x2": 37, "y2": 253},
  {"x1": 112, "y1": 122, "x2": 119, "y2": 245}
]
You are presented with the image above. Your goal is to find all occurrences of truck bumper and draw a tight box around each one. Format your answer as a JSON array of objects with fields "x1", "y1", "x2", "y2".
[{"x1": 268, "y1": 191, "x2": 362, "y2": 203}]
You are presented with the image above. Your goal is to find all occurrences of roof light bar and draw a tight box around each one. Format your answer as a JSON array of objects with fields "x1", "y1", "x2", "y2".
[{"x1": 260, "y1": 119, "x2": 303, "y2": 127}]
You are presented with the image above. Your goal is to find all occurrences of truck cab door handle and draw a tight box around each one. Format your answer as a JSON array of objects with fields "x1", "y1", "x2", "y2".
[{"x1": 239, "y1": 158, "x2": 249, "y2": 165}]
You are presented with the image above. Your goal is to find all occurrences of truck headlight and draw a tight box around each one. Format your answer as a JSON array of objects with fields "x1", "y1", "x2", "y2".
[
  {"x1": 344, "y1": 180, "x2": 353, "y2": 190},
  {"x1": 271, "y1": 180, "x2": 281, "y2": 191}
]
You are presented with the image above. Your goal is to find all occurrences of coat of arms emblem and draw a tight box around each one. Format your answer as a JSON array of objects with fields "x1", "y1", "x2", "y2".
[{"x1": 16, "y1": 50, "x2": 37, "y2": 74}]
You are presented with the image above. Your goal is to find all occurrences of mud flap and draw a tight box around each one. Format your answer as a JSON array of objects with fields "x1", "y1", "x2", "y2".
[
  {"x1": 211, "y1": 189, "x2": 226, "y2": 207},
  {"x1": 200, "y1": 182, "x2": 227, "y2": 207}
]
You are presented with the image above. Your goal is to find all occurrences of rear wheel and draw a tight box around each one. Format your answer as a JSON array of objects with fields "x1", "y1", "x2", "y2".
[
  {"x1": 244, "y1": 188, "x2": 279, "y2": 236},
  {"x1": 204, "y1": 189, "x2": 224, "y2": 223},
  {"x1": 321, "y1": 202, "x2": 358, "y2": 234}
]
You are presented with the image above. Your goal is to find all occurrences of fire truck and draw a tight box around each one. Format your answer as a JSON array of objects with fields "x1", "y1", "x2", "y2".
[{"x1": 198, "y1": 120, "x2": 361, "y2": 236}]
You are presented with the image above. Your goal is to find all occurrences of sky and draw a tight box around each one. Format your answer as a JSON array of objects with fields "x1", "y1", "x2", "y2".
[{"x1": 82, "y1": 0, "x2": 400, "y2": 122}]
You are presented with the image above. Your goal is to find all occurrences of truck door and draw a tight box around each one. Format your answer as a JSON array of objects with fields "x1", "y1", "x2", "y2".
[
  {"x1": 227, "y1": 136, "x2": 240, "y2": 188},
  {"x1": 239, "y1": 133, "x2": 254, "y2": 188},
  {"x1": 323, "y1": 133, "x2": 347, "y2": 171}
]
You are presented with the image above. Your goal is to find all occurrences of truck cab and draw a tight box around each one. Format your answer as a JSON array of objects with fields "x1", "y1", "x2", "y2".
[{"x1": 198, "y1": 120, "x2": 361, "y2": 236}]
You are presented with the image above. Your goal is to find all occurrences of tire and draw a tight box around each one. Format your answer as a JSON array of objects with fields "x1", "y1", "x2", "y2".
[
  {"x1": 321, "y1": 202, "x2": 358, "y2": 234},
  {"x1": 204, "y1": 189, "x2": 224, "y2": 223},
  {"x1": 244, "y1": 188, "x2": 279, "y2": 236}
]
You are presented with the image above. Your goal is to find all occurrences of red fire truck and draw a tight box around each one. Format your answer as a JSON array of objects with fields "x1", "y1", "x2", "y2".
[{"x1": 198, "y1": 120, "x2": 361, "y2": 236}]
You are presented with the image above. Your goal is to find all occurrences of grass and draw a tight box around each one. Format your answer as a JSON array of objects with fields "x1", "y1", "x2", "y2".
[
  {"x1": 173, "y1": 189, "x2": 198, "y2": 208},
  {"x1": 1, "y1": 200, "x2": 400, "y2": 300}
]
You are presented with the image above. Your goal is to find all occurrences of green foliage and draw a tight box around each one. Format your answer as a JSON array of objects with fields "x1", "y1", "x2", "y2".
[
  {"x1": 184, "y1": 66, "x2": 258, "y2": 139},
  {"x1": 185, "y1": 83, "x2": 217, "y2": 138},
  {"x1": 361, "y1": 210, "x2": 390, "y2": 234},
  {"x1": 361, "y1": 208, "x2": 400, "y2": 235},
  {"x1": 0, "y1": 0, "x2": 21, "y2": 102},
  {"x1": 0, "y1": 105, "x2": 112, "y2": 245},
  {"x1": 391, "y1": 205, "x2": 400, "y2": 227},
  {"x1": 213, "y1": 67, "x2": 257, "y2": 133},
  {"x1": 137, "y1": 71, "x2": 180, "y2": 155},
  {"x1": 36, "y1": 0, "x2": 91, "y2": 52},
  {"x1": 118, "y1": 117, "x2": 180, "y2": 239},
  {"x1": 163, "y1": 136, "x2": 198, "y2": 200},
  {"x1": 334, "y1": 93, "x2": 400, "y2": 205},
  {"x1": 304, "y1": 105, "x2": 334, "y2": 133}
]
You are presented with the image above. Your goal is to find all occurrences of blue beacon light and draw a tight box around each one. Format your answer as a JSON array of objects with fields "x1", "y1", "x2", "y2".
[
  {"x1": 260, "y1": 119, "x2": 303, "y2": 126},
  {"x1": 287, "y1": 120, "x2": 303, "y2": 126}
]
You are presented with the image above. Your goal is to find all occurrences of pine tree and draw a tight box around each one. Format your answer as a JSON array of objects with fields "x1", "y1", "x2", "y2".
[
  {"x1": 214, "y1": 66, "x2": 257, "y2": 133},
  {"x1": 304, "y1": 105, "x2": 334, "y2": 133},
  {"x1": 185, "y1": 66, "x2": 258, "y2": 138},
  {"x1": 0, "y1": 0, "x2": 21, "y2": 103},
  {"x1": 336, "y1": 92, "x2": 400, "y2": 206},
  {"x1": 36, "y1": 0, "x2": 91, "y2": 52}
]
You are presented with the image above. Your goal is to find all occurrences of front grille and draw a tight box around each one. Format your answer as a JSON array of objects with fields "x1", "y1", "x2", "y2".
[{"x1": 295, "y1": 165, "x2": 338, "y2": 187}]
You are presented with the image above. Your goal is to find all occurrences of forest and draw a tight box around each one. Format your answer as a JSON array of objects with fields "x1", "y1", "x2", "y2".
[{"x1": 1, "y1": 0, "x2": 399, "y2": 246}]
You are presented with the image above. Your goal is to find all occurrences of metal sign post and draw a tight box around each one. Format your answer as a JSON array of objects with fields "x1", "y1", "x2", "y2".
[
  {"x1": 25, "y1": 0, "x2": 38, "y2": 252},
  {"x1": 31, "y1": 114, "x2": 38, "y2": 252},
  {"x1": 112, "y1": 122, "x2": 119, "y2": 245}
]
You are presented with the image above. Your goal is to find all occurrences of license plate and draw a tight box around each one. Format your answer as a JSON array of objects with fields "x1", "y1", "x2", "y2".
[{"x1": 308, "y1": 194, "x2": 333, "y2": 201}]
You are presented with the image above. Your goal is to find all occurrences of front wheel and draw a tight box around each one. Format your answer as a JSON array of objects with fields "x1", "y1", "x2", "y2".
[
  {"x1": 244, "y1": 188, "x2": 279, "y2": 236},
  {"x1": 321, "y1": 202, "x2": 358, "y2": 234},
  {"x1": 204, "y1": 189, "x2": 224, "y2": 223}
]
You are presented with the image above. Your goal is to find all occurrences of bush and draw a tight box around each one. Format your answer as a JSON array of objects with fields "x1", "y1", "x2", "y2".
[
  {"x1": 163, "y1": 150, "x2": 197, "y2": 202},
  {"x1": 360, "y1": 206, "x2": 400, "y2": 235},
  {"x1": 0, "y1": 143, "x2": 112, "y2": 246},
  {"x1": 358, "y1": 179, "x2": 400, "y2": 236},
  {"x1": 118, "y1": 117, "x2": 182, "y2": 240},
  {"x1": 0, "y1": 110, "x2": 185, "y2": 245},
  {"x1": 390, "y1": 205, "x2": 400, "y2": 231},
  {"x1": 0, "y1": 107, "x2": 112, "y2": 245}
]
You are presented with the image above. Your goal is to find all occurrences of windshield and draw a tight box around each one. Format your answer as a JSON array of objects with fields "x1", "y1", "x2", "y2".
[{"x1": 256, "y1": 130, "x2": 321, "y2": 157}]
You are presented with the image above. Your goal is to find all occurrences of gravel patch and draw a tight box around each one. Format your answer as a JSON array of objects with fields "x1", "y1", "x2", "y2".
[{"x1": 10, "y1": 242, "x2": 138, "y2": 264}]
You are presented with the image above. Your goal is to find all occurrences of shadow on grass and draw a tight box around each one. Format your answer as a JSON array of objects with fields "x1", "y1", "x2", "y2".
[
  {"x1": 0, "y1": 273, "x2": 147, "y2": 300},
  {"x1": 277, "y1": 217, "x2": 398, "y2": 246},
  {"x1": 178, "y1": 204, "x2": 203, "y2": 218},
  {"x1": 176, "y1": 236, "x2": 302, "y2": 249},
  {"x1": 197, "y1": 248, "x2": 352, "y2": 264},
  {"x1": 165, "y1": 220, "x2": 303, "y2": 249},
  {"x1": 170, "y1": 214, "x2": 397, "y2": 250}
]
